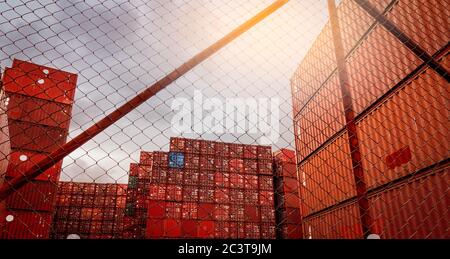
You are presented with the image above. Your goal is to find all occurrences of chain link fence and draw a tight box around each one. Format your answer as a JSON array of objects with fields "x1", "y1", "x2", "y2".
[{"x1": 0, "y1": 0, "x2": 448, "y2": 239}]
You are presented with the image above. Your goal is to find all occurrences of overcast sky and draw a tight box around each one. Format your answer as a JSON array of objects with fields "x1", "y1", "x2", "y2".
[{"x1": 0, "y1": 0, "x2": 332, "y2": 183}]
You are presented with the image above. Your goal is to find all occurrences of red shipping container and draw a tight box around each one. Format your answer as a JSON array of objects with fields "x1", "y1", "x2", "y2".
[
  {"x1": 2, "y1": 210, "x2": 53, "y2": 239},
  {"x1": 6, "y1": 181, "x2": 57, "y2": 211},
  {"x1": 244, "y1": 223, "x2": 260, "y2": 239},
  {"x1": 259, "y1": 191, "x2": 274, "y2": 206},
  {"x1": 230, "y1": 205, "x2": 245, "y2": 222},
  {"x1": 229, "y1": 173, "x2": 244, "y2": 189},
  {"x1": 229, "y1": 144, "x2": 244, "y2": 158},
  {"x1": 282, "y1": 208, "x2": 301, "y2": 225},
  {"x1": 165, "y1": 202, "x2": 182, "y2": 219},
  {"x1": 165, "y1": 185, "x2": 182, "y2": 202},
  {"x1": 146, "y1": 219, "x2": 164, "y2": 238},
  {"x1": 167, "y1": 169, "x2": 183, "y2": 185},
  {"x1": 214, "y1": 172, "x2": 229, "y2": 188},
  {"x1": 244, "y1": 175, "x2": 258, "y2": 189},
  {"x1": 129, "y1": 163, "x2": 139, "y2": 177},
  {"x1": 214, "y1": 204, "x2": 230, "y2": 221},
  {"x1": 6, "y1": 150, "x2": 62, "y2": 182},
  {"x1": 214, "y1": 142, "x2": 230, "y2": 157},
  {"x1": 214, "y1": 157, "x2": 229, "y2": 171},
  {"x1": 200, "y1": 140, "x2": 215, "y2": 155},
  {"x1": 370, "y1": 169, "x2": 449, "y2": 239},
  {"x1": 281, "y1": 224, "x2": 302, "y2": 239},
  {"x1": 8, "y1": 120, "x2": 68, "y2": 153},
  {"x1": 261, "y1": 223, "x2": 276, "y2": 239},
  {"x1": 181, "y1": 220, "x2": 197, "y2": 238},
  {"x1": 387, "y1": 0, "x2": 449, "y2": 55},
  {"x1": 258, "y1": 159, "x2": 273, "y2": 175},
  {"x1": 149, "y1": 184, "x2": 166, "y2": 200},
  {"x1": 137, "y1": 165, "x2": 151, "y2": 179},
  {"x1": 199, "y1": 171, "x2": 215, "y2": 187},
  {"x1": 148, "y1": 201, "x2": 166, "y2": 219},
  {"x1": 139, "y1": 151, "x2": 153, "y2": 165},
  {"x1": 229, "y1": 158, "x2": 244, "y2": 173},
  {"x1": 358, "y1": 68, "x2": 449, "y2": 188},
  {"x1": 185, "y1": 139, "x2": 201, "y2": 154},
  {"x1": 185, "y1": 153, "x2": 200, "y2": 169},
  {"x1": 182, "y1": 186, "x2": 198, "y2": 202},
  {"x1": 215, "y1": 221, "x2": 230, "y2": 239},
  {"x1": 170, "y1": 137, "x2": 186, "y2": 152},
  {"x1": 243, "y1": 190, "x2": 259, "y2": 205},
  {"x1": 200, "y1": 155, "x2": 215, "y2": 170},
  {"x1": 229, "y1": 222, "x2": 245, "y2": 239},
  {"x1": 244, "y1": 205, "x2": 260, "y2": 222},
  {"x1": 243, "y1": 159, "x2": 258, "y2": 174},
  {"x1": 198, "y1": 187, "x2": 214, "y2": 203},
  {"x1": 229, "y1": 189, "x2": 244, "y2": 204},
  {"x1": 152, "y1": 152, "x2": 168, "y2": 167},
  {"x1": 6, "y1": 93, "x2": 72, "y2": 129},
  {"x1": 13, "y1": 59, "x2": 77, "y2": 84},
  {"x1": 274, "y1": 149, "x2": 296, "y2": 164},
  {"x1": 3, "y1": 67, "x2": 76, "y2": 105},
  {"x1": 274, "y1": 162, "x2": 297, "y2": 178},
  {"x1": 281, "y1": 192, "x2": 301, "y2": 208},
  {"x1": 259, "y1": 175, "x2": 274, "y2": 190},
  {"x1": 198, "y1": 203, "x2": 214, "y2": 220},
  {"x1": 257, "y1": 146, "x2": 272, "y2": 159},
  {"x1": 183, "y1": 170, "x2": 199, "y2": 185},
  {"x1": 151, "y1": 167, "x2": 167, "y2": 183},
  {"x1": 244, "y1": 146, "x2": 257, "y2": 159},
  {"x1": 299, "y1": 132, "x2": 356, "y2": 216},
  {"x1": 214, "y1": 188, "x2": 230, "y2": 204},
  {"x1": 198, "y1": 221, "x2": 214, "y2": 238},
  {"x1": 182, "y1": 202, "x2": 198, "y2": 219},
  {"x1": 260, "y1": 206, "x2": 276, "y2": 223}
]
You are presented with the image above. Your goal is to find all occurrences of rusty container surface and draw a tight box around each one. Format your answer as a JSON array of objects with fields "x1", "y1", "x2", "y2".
[
  {"x1": 358, "y1": 67, "x2": 450, "y2": 188},
  {"x1": 387, "y1": 0, "x2": 450, "y2": 55},
  {"x1": 298, "y1": 132, "x2": 356, "y2": 216}
]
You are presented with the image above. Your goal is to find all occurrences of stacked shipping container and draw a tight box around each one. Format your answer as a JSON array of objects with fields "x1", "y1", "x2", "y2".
[
  {"x1": 122, "y1": 152, "x2": 155, "y2": 239},
  {"x1": 291, "y1": 0, "x2": 449, "y2": 238},
  {"x1": 51, "y1": 182, "x2": 127, "y2": 239},
  {"x1": 135, "y1": 137, "x2": 276, "y2": 239},
  {"x1": 273, "y1": 149, "x2": 302, "y2": 239},
  {"x1": 0, "y1": 59, "x2": 77, "y2": 239}
]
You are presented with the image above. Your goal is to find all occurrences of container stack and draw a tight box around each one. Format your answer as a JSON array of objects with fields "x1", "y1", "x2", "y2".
[
  {"x1": 51, "y1": 182, "x2": 127, "y2": 239},
  {"x1": 0, "y1": 59, "x2": 77, "y2": 239},
  {"x1": 291, "y1": 0, "x2": 449, "y2": 239},
  {"x1": 122, "y1": 151, "x2": 155, "y2": 239},
  {"x1": 273, "y1": 149, "x2": 302, "y2": 239},
  {"x1": 143, "y1": 137, "x2": 276, "y2": 239},
  {"x1": 0, "y1": 88, "x2": 10, "y2": 177}
]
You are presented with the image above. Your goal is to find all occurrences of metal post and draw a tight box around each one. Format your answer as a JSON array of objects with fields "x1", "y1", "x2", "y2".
[
  {"x1": 354, "y1": 0, "x2": 450, "y2": 83},
  {"x1": 0, "y1": 0, "x2": 289, "y2": 200},
  {"x1": 327, "y1": 0, "x2": 373, "y2": 239}
]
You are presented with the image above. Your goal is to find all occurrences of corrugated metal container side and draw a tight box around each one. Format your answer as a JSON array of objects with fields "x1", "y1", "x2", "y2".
[
  {"x1": 439, "y1": 50, "x2": 449, "y2": 72},
  {"x1": 1, "y1": 210, "x2": 53, "y2": 239},
  {"x1": 345, "y1": 25, "x2": 422, "y2": 114},
  {"x1": 358, "y1": 67, "x2": 450, "y2": 188},
  {"x1": 387, "y1": 0, "x2": 450, "y2": 55},
  {"x1": 290, "y1": 22, "x2": 336, "y2": 110},
  {"x1": 8, "y1": 120, "x2": 68, "y2": 153},
  {"x1": 295, "y1": 73, "x2": 345, "y2": 160},
  {"x1": 370, "y1": 168, "x2": 449, "y2": 239},
  {"x1": 5, "y1": 181, "x2": 57, "y2": 212},
  {"x1": 337, "y1": 0, "x2": 392, "y2": 55},
  {"x1": 12, "y1": 59, "x2": 78, "y2": 85},
  {"x1": 303, "y1": 202, "x2": 363, "y2": 239},
  {"x1": 6, "y1": 93, "x2": 72, "y2": 129},
  {"x1": 6, "y1": 150, "x2": 62, "y2": 181},
  {"x1": 299, "y1": 132, "x2": 356, "y2": 216},
  {"x1": 3, "y1": 65, "x2": 76, "y2": 105}
]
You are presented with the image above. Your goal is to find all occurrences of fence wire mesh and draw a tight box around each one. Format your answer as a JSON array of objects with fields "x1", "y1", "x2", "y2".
[{"x1": 0, "y1": 0, "x2": 448, "y2": 239}]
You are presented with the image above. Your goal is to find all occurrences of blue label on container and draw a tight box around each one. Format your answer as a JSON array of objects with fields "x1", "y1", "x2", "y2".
[{"x1": 168, "y1": 152, "x2": 185, "y2": 168}]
